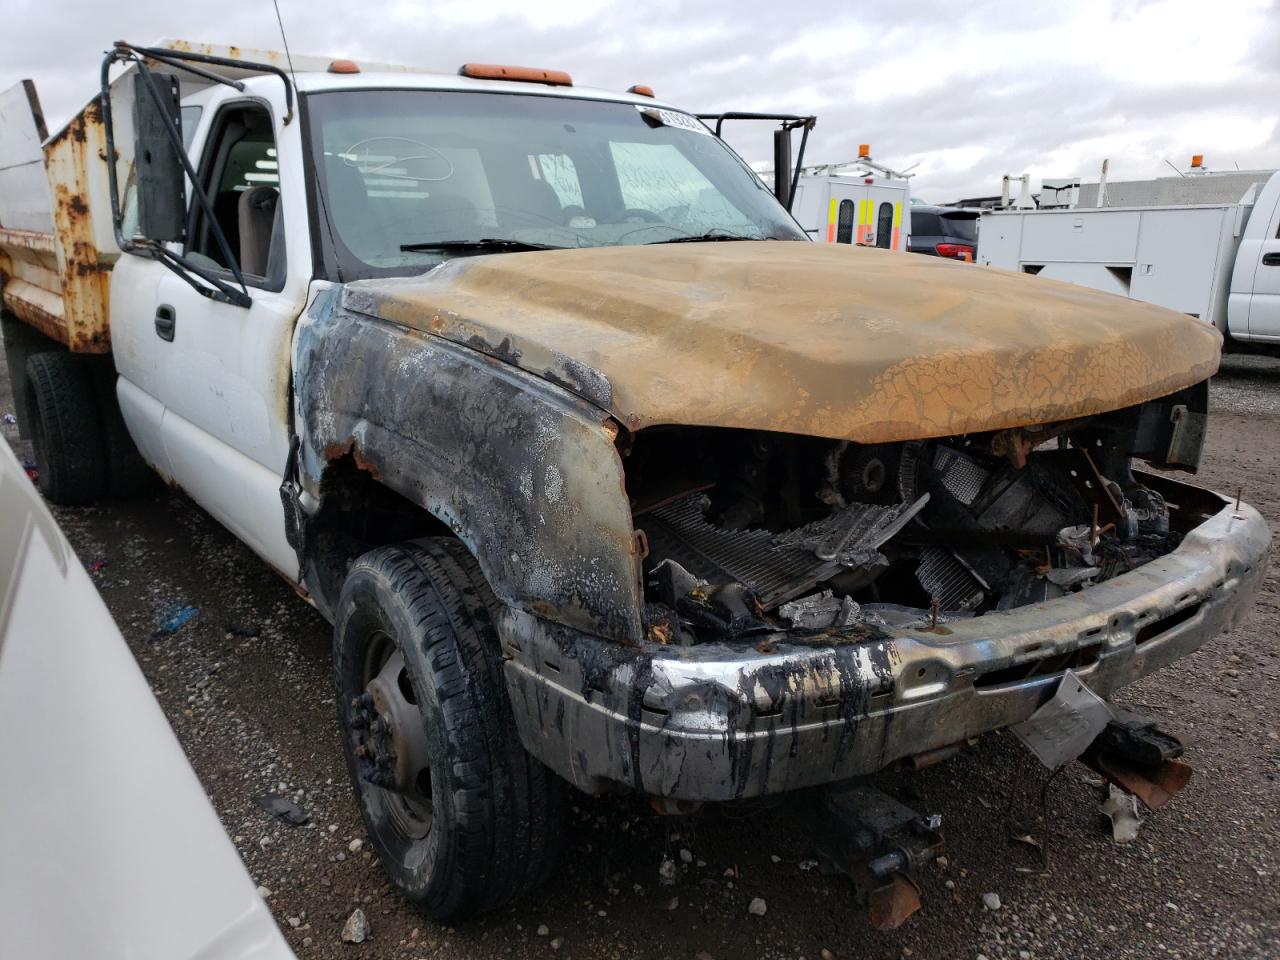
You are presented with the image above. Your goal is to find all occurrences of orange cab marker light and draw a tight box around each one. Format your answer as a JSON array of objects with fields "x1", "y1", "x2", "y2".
[
  {"x1": 628, "y1": 84, "x2": 655, "y2": 98},
  {"x1": 858, "y1": 143, "x2": 871, "y2": 158},
  {"x1": 328, "y1": 59, "x2": 360, "y2": 74},
  {"x1": 459, "y1": 64, "x2": 573, "y2": 86}
]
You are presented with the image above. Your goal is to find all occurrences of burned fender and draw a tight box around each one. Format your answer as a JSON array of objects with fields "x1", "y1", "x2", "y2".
[{"x1": 293, "y1": 288, "x2": 644, "y2": 644}]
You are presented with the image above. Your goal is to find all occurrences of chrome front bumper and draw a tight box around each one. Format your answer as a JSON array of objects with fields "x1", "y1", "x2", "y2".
[{"x1": 499, "y1": 484, "x2": 1270, "y2": 802}]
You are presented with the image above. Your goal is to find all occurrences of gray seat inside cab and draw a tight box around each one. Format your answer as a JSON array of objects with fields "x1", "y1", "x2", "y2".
[{"x1": 237, "y1": 186, "x2": 280, "y2": 278}]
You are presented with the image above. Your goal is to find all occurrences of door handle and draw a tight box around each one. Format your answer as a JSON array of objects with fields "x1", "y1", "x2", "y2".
[
  {"x1": 154, "y1": 304, "x2": 176, "y2": 341},
  {"x1": 1262, "y1": 252, "x2": 1280, "y2": 266}
]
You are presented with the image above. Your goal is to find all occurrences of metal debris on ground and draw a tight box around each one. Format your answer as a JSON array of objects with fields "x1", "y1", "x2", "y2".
[
  {"x1": 815, "y1": 783, "x2": 943, "y2": 930},
  {"x1": 1011, "y1": 670, "x2": 1114, "y2": 769},
  {"x1": 152, "y1": 604, "x2": 198, "y2": 638},
  {"x1": 255, "y1": 792, "x2": 309, "y2": 826},
  {"x1": 1099, "y1": 784, "x2": 1144, "y2": 843},
  {"x1": 1083, "y1": 708, "x2": 1194, "y2": 810}
]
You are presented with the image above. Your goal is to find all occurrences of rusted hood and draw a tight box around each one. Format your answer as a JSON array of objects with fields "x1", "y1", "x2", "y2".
[{"x1": 341, "y1": 241, "x2": 1221, "y2": 442}]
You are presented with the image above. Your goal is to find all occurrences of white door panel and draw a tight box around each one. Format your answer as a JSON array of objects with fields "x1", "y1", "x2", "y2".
[
  {"x1": 109, "y1": 253, "x2": 170, "y2": 404},
  {"x1": 152, "y1": 270, "x2": 300, "y2": 474},
  {"x1": 116, "y1": 375, "x2": 171, "y2": 481},
  {"x1": 161, "y1": 405, "x2": 298, "y2": 578},
  {"x1": 1247, "y1": 200, "x2": 1280, "y2": 338}
]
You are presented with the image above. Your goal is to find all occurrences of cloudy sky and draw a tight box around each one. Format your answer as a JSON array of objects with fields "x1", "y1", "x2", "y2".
[{"x1": 3, "y1": 0, "x2": 1277, "y2": 201}]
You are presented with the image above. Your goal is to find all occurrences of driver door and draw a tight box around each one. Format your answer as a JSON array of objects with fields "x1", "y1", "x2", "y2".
[{"x1": 111, "y1": 89, "x2": 308, "y2": 577}]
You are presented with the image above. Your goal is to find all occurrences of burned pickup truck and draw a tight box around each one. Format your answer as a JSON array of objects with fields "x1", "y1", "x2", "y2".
[{"x1": 0, "y1": 40, "x2": 1268, "y2": 922}]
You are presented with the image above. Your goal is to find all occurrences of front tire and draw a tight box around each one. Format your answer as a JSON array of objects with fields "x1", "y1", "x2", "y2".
[{"x1": 333, "y1": 538, "x2": 563, "y2": 920}]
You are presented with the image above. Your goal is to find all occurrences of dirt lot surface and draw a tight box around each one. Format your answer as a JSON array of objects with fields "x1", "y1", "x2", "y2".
[{"x1": 3, "y1": 348, "x2": 1278, "y2": 960}]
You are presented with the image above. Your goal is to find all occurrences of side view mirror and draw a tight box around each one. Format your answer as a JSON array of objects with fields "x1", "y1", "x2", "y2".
[
  {"x1": 773, "y1": 128, "x2": 792, "y2": 210},
  {"x1": 132, "y1": 72, "x2": 186, "y2": 242}
]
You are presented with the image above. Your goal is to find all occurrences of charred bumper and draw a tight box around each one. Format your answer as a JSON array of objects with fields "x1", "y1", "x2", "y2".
[{"x1": 499, "y1": 486, "x2": 1269, "y2": 802}]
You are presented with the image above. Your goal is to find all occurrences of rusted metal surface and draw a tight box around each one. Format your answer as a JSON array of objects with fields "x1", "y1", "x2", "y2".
[
  {"x1": 1088, "y1": 753, "x2": 1194, "y2": 811},
  {"x1": 43, "y1": 95, "x2": 113, "y2": 352},
  {"x1": 1, "y1": 277, "x2": 66, "y2": 344},
  {"x1": 1, "y1": 82, "x2": 118, "y2": 352},
  {"x1": 293, "y1": 291, "x2": 644, "y2": 643},
  {"x1": 869, "y1": 874, "x2": 923, "y2": 931},
  {"x1": 0, "y1": 227, "x2": 56, "y2": 255},
  {"x1": 497, "y1": 485, "x2": 1267, "y2": 800},
  {"x1": 344, "y1": 241, "x2": 1222, "y2": 443}
]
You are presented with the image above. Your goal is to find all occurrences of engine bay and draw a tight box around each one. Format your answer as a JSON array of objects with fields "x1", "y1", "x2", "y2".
[{"x1": 623, "y1": 397, "x2": 1204, "y2": 645}]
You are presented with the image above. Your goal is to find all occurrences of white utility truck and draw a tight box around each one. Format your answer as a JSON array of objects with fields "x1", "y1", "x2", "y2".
[
  {"x1": 788, "y1": 149, "x2": 911, "y2": 252},
  {"x1": 0, "y1": 40, "x2": 1269, "y2": 929},
  {"x1": 978, "y1": 167, "x2": 1280, "y2": 344}
]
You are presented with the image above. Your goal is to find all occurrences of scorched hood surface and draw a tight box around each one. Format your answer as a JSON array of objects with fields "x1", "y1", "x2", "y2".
[{"x1": 339, "y1": 241, "x2": 1221, "y2": 441}]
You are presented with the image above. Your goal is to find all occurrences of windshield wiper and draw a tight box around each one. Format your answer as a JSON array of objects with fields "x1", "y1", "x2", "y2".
[
  {"x1": 399, "y1": 238, "x2": 567, "y2": 253},
  {"x1": 645, "y1": 231, "x2": 766, "y2": 245}
]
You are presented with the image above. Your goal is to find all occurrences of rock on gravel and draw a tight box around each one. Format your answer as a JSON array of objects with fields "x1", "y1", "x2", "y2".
[
  {"x1": 748, "y1": 897, "x2": 767, "y2": 916},
  {"x1": 983, "y1": 892, "x2": 1002, "y2": 911},
  {"x1": 341, "y1": 907, "x2": 369, "y2": 944},
  {"x1": 658, "y1": 857, "x2": 677, "y2": 884}
]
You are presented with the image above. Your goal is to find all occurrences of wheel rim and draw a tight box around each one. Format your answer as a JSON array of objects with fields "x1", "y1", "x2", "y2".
[{"x1": 352, "y1": 631, "x2": 435, "y2": 842}]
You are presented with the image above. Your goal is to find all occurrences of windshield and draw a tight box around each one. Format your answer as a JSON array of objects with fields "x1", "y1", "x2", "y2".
[{"x1": 304, "y1": 89, "x2": 806, "y2": 278}]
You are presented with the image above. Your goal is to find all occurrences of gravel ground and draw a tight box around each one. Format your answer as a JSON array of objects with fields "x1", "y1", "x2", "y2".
[{"x1": 2, "y1": 346, "x2": 1278, "y2": 960}]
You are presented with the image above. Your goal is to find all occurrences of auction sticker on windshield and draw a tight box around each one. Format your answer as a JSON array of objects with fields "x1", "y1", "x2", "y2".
[{"x1": 637, "y1": 106, "x2": 712, "y2": 135}]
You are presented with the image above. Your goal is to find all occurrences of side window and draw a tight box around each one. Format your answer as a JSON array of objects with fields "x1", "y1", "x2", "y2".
[
  {"x1": 179, "y1": 105, "x2": 203, "y2": 151},
  {"x1": 876, "y1": 202, "x2": 893, "y2": 249},
  {"x1": 836, "y1": 199, "x2": 854, "y2": 244},
  {"x1": 187, "y1": 102, "x2": 284, "y2": 288}
]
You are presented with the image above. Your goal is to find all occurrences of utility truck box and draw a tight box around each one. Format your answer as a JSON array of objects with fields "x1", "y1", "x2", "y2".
[
  {"x1": 978, "y1": 171, "x2": 1280, "y2": 343},
  {"x1": 0, "y1": 39, "x2": 1269, "y2": 928}
]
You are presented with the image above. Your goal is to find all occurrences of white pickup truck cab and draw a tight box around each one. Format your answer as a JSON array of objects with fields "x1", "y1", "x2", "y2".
[{"x1": 0, "y1": 40, "x2": 1269, "y2": 924}]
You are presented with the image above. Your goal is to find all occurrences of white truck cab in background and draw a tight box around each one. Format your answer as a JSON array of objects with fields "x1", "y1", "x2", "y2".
[
  {"x1": 978, "y1": 167, "x2": 1280, "y2": 344},
  {"x1": 786, "y1": 148, "x2": 911, "y2": 252}
]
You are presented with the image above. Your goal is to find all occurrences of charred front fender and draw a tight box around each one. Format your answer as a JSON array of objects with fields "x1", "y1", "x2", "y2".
[{"x1": 293, "y1": 288, "x2": 644, "y2": 644}]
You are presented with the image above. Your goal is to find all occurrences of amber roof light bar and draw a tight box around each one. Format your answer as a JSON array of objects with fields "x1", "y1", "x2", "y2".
[{"x1": 459, "y1": 63, "x2": 573, "y2": 86}]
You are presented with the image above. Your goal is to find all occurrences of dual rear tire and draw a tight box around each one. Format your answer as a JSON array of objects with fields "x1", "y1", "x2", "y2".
[{"x1": 23, "y1": 352, "x2": 154, "y2": 504}]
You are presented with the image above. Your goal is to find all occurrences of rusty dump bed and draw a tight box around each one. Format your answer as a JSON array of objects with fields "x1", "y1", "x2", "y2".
[{"x1": 0, "y1": 80, "x2": 117, "y2": 353}]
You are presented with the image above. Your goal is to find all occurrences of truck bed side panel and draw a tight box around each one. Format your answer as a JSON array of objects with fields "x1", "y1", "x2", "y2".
[{"x1": 0, "y1": 80, "x2": 53, "y2": 233}]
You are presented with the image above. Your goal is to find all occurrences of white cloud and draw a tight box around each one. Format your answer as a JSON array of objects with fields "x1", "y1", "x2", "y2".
[{"x1": 1, "y1": 0, "x2": 1276, "y2": 200}]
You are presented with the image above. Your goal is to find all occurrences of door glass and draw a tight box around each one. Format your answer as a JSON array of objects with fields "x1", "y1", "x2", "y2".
[
  {"x1": 188, "y1": 104, "x2": 284, "y2": 286},
  {"x1": 876, "y1": 202, "x2": 893, "y2": 249},
  {"x1": 836, "y1": 199, "x2": 854, "y2": 244}
]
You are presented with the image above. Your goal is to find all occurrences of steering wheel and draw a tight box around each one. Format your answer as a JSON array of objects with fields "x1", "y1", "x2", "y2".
[{"x1": 622, "y1": 208, "x2": 662, "y2": 223}]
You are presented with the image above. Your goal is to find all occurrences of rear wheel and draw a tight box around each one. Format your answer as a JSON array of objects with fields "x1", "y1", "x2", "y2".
[
  {"x1": 90, "y1": 362, "x2": 157, "y2": 498},
  {"x1": 24, "y1": 352, "x2": 106, "y2": 505},
  {"x1": 333, "y1": 538, "x2": 564, "y2": 919}
]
